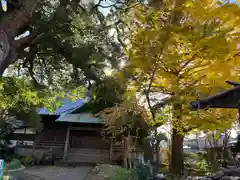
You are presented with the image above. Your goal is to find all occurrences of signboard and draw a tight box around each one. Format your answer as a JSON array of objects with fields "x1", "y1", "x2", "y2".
[
  {"x1": 0, "y1": 159, "x2": 4, "y2": 180},
  {"x1": 0, "y1": 30, "x2": 9, "y2": 64}
]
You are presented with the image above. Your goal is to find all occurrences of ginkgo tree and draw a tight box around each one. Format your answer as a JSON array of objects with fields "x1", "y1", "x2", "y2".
[{"x1": 121, "y1": 0, "x2": 240, "y2": 174}]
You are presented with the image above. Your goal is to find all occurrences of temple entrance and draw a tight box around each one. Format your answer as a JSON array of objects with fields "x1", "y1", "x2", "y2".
[{"x1": 69, "y1": 130, "x2": 109, "y2": 150}]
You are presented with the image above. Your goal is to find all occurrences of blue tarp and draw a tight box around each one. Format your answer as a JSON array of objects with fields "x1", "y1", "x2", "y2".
[{"x1": 38, "y1": 98, "x2": 86, "y2": 115}]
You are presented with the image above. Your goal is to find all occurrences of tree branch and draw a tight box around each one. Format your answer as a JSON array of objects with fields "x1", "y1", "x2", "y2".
[
  {"x1": 178, "y1": 52, "x2": 199, "y2": 73},
  {"x1": 69, "y1": 0, "x2": 86, "y2": 12},
  {"x1": 182, "y1": 125, "x2": 199, "y2": 133},
  {"x1": 58, "y1": 45, "x2": 102, "y2": 83},
  {"x1": 116, "y1": 23, "x2": 127, "y2": 48}
]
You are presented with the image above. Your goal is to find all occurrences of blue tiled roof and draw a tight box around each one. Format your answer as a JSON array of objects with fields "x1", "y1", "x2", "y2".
[
  {"x1": 38, "y1": 98, "x2": 86, "y2": 115},
  {"x1": 56, "y1": 113, "x2": 103, "y2": 124}
]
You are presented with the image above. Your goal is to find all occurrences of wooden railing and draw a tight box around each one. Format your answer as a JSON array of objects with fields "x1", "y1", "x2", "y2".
[
  {"x1": 112, "y1": 144, "x2": 125, "y2": 153},
  {"x1": 112, "y1": 144, "x2": 142, "y2": 153},
  {"x1": 16, "y1": 144, "x2": 34, "y2": 148},
  {"x1": 35, "y1": 141, "x2": 65, "y2": 148},
  {"x1": 16, "y1": 141, "x2": 65, "y2": 149}
]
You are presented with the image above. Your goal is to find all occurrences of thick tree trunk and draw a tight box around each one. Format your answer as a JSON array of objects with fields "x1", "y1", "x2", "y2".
[
  {"x1": 0, "y1": 0, "x2": 38, "y2": 75},
  {"x1": 223, "y1": 129, "x2": 231, "y2": 160},
  {"x1": 170, "y1": 128, "x2": 184, "y2": 175},
  {"x1": 170, "y1": 102, "x2": 185, "y2": 175}
]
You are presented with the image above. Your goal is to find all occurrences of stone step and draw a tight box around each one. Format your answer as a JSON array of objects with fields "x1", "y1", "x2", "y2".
[
  {"x1": 66, "y1": 157, "x2": 110, "y2": 164},
  {"x1": 63, "y1": 148, "x2": 111, "y2": 164},
  {"x1": 68, "y1": 148, "x2": 109, "y2": 154},
  {"x1": 68, "y1": 150, "x2": 109, "y2": 157},
  {"x1": 67, "y1": 153, "x2": 109, "y2": 157},
  {"x1": 66, "y1": 152, "x2": 110, "y2": 164},
  {"x1": 55, "y1": 160, "x2": 96, "y2": 167},
  {"x1": 67, "y1": 155, "x2": 109, "y2": 161},
  {"x1": 66, "y1": 158, "x2": 110, "y2": 164}
]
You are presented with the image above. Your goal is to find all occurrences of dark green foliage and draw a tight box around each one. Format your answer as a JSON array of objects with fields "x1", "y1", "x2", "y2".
[
  {"x1": 6, "y1": 159, "x2": 21, "y2": 170},
  {"x1": 0, "y1": 0, "x2": 126, "y2": 150},
  {"x1": 17, "y1": 0, "x2": 123, "y2": 89},
  {"x1": 77, "y1": 77, "x2": 126, "y2": 114},
  {"x1": 184, "y1": 153, "x2": 210, "y2": 176},
  {"x1": 110, "y1": 167, "x2": 136, "y2": 180},
  {"x1": 109, "y1": 163, "x2": 154, "y2": 180},
  {"x1": 20, "y1": 156, "x2": 34, "y2": 166},
  {"x1": 0, "y1": 120, "x2": 16, "y2": 161},
  {"x1": 135, "y1": 162, "x2": 153, "y2": 180}
]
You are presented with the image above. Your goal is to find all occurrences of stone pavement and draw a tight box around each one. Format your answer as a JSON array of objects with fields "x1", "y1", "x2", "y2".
[{"x1": 9, "y1": 165, "x2": 93, "y2": 180}]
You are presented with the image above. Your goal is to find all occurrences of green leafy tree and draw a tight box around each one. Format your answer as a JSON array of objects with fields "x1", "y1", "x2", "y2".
[{"x1": 0, "y1": 0, "x2": 126, "y2": 127}]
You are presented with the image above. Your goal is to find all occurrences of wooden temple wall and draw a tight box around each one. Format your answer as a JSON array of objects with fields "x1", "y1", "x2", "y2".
[{"x1": 13, "y1": 122, "x2": 141, "y2": 164}]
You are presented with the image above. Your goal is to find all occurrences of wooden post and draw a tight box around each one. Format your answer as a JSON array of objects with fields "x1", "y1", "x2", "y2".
[
  {"x1": 109, "y1": 138, "x2": 113, "y2": 162},
  {"x1": 63, "y1": 127, "x2": 70, "y2": 160},
  {"x1": 238, "y1": 108, "x2": 240, "y2": 123},
  {"x1": 51, "y1": 123, "x2": 55, "y2": 148},
  {"x1": 32, "y1": 133, "x2": 36, "y2": 164}
]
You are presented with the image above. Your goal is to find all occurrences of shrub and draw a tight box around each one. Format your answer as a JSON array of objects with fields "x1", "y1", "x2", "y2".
[
  {"x1": 21, "y1": 156, "x2": 34, "y2": 166},
  {"x1": 135, "y1": 161, "x2": 153, "y2": 180},
  {"x1": 184, "y1": 153, "x2": 211, "y2": 176},
  {"x1": 110, "y1": 167, "x2": 136, "y2": 180},
  {"x1": 6, "y1": 159, "x2": 21, "y2": 170}
]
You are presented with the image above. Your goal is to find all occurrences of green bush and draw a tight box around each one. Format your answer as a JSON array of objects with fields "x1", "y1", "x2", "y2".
[
  {"x1": 110, "y1": 167, "x2": 136, "y2": 180},
  {"x1": 6, "y1": 159, "x2": 21, "y2": 170},
  {"x1": 135, "y1": 162, "x2": 153, "y2": 180},
  {"x1": 184, "y1": 153, "x2": 211, "y2": 176},
  {"x1": 21, "y1": 156, "x2": 34, "y2": 166}
]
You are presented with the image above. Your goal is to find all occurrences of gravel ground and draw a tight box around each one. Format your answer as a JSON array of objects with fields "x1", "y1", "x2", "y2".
[
  {"x1": 84, "y1": 164, "x2": 120, "y2": 180},
  {"x1": 6, "y1": 172, "x2": 45, "y2": 180},
  {"x1": 8, "y1": 166, "x2": 93, "y2": 180}
]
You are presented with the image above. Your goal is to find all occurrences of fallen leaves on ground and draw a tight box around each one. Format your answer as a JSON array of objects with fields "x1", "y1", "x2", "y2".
[{"x1": 84, "y1": 164, "x2": 120, "y2": 180}]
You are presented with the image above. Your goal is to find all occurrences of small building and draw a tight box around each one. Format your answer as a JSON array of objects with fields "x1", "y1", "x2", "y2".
[
  {"x1": 190, "y1": 81, "x2": 240, "y2": 110},
  {"x1": 13, "y1": 98, "x2": 125, "y2": 165},
  {"x1": 189, "y1": 81, "x2": 240, "y2": 159}
]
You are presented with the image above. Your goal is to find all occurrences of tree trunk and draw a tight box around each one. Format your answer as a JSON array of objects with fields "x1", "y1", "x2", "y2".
[
  {"x1": 170, "y1": 128, "x2": 184, "y2": 175},
  {"x1": 156, "y1": 140, "x2": 160, "y2": 165},
  {"x1": 223, "y1": 129, "x2": 232, "y2": 160},
  {"x1": 154, "y1": 128, "x2": 161, "y2": 172},
  {"x1": 124, "y1": 136, "x2": 131, "y2": 168},
  {"x1": 238, "y1": 108, "x2": 240, "y2": 123},
  {"x1": 0, "y1": 0, "x2": 38, "y2": 75}
]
